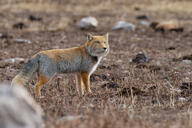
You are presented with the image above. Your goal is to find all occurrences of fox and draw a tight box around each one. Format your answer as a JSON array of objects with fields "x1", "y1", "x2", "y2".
[{"x1": 11, "y1": 33, "x2": 109, "y2": 97}]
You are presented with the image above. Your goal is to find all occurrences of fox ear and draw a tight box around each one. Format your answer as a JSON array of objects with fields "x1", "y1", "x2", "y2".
[
  {"x1": 87, "y1": 33, "x2": 93, "y2": 41},
  {"x1": 105, "y1": 33, "x2": 109, "y2": 42}
]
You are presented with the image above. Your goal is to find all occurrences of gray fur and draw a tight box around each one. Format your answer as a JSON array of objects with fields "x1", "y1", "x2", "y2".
[
  {"x1": 38, "y1": 54, "x2": 57, "y2": 78},
  {"x1": 20, "y1": 55, "x2": 40, "y2": 78},
  {"x1": 37, "y1": 52, "x2": 98, "y2": 79},
  {"x1": 17, "y1": 49, "x2": 100, "y2": 82}
]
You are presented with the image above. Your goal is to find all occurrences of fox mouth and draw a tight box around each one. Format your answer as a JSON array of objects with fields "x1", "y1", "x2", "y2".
[{"x1": 97, "y1": 50, "x2": 107, "y2": 54}]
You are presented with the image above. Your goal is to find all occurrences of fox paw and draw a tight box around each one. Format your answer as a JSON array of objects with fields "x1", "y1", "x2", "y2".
[
  {"x1": 78, "y1": 90, "x2": 84, "y2": 96},
  {"x1": 35, "y1": 93, "x2": 44, "y2": 98},
  {"x1": 88, "y1": 89, "x2": 92, "y2": 93}
]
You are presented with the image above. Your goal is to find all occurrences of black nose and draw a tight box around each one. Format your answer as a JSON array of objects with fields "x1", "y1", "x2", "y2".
[{"x1": 103, "y1": 47, "x2": 107, "y2": 50}]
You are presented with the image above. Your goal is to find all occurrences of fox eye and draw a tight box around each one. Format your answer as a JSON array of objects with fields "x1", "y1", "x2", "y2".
[{"x1": 104, "y1": 41, "x2": 106, "y2": 44}]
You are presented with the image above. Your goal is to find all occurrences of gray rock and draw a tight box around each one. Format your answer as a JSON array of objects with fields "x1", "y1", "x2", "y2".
[
  {"x1": 140, "y1": 20, "x2": 150, "y2": 26},
  {"x1": 112, "y1": 21, "x2": 135, "y2": 31},
  {"x1": 3, "y1": 57, "x2": 25, "y2": 64},
  {"x1": 132, "y1": 52, "x2": 149, "y2": 63},
  {"x1": 178, "y1": 97, "x2": 186, "y2": 101},
  {"x1": 77, "y1": 17, "x2": 98, "y2": 29},
  {"x1": 59, "y1": 115, "x2": 87, "y2": 121},
  {"x1": 182, "y1": 60, "x2": 192, "y2": 65},
  {"x1": 0, "y1": 84, "x2": 43, "y2": 128},
  {"x1": 12, "y1": 38, "x2": 32, "y2": 44}
]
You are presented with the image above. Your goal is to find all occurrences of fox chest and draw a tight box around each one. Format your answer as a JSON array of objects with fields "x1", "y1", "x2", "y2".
[
  {"x1": 81, "y1": 56, "x2": 101, "y2": 74},
  {"x1": 89, "y1": 57, "x2": 101, "y2": 75}
]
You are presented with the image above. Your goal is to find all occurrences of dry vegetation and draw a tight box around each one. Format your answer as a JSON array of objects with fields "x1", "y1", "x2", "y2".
[{"x1": 0, "y1": 0, "x2": 192, "y2": 128}]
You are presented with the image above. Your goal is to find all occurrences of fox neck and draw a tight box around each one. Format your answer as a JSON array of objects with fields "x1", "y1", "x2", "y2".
[{"x1": 83, "y1": 41, "x2": 100, "y2": 59}]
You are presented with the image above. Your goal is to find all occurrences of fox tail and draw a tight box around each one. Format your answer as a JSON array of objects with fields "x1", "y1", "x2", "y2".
[{"x1": 11, "y1": 54, "x2": 40, "y2": 86}]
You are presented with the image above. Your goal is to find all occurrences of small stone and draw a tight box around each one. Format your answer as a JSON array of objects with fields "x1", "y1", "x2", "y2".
[
  {"x1": 151, "y1": 99, "x2": 157, "y2": 104},
  {"x1": 12, "y1": 22, "x2": 27, "y2": 29},
  {"x1": 12, "y1": 38, "x2": 32, "y2": 44},
  {"x1": 166, "y1": 46, "x2": 176, "y2": 50},
  {"x1": 182, "y1": 60, "x2": 192, "y2": 65},
  {"x1": 77, "y1": 17, "x2": 98, "y2": 30},
  {"x1": 136, "y1": 15, "x2": 148, "y2": 20},
  {"x1": 3, "y1": 57, "x2": 25, "y2": 64},
  {"x1": 178, "y1": 97, "x2": 186, "y2": 101},
  {"x1": 112, "y1": 21, "x2": 135, "y2": 31},
  {"x1": 0, "y1": 33, "x2": 11, "y2": 39},
  {"x1": 59, "y1": 115, "x2": 87, "y2": 121},
  {"x1": 28, "y1": 15, "x2": 42, "y2": 22},
  {"x1": 139, "y1": 20, "x2": 150, "y2": 26},
  {"x1": 182, "y1": 54, "x2": 192, "y2": 60},
  {"x1": 132, "y1": 53, "x2": 148, "y2": 63},
  {"x1": 180, "y1": 82, "x2": 192, "y2": 90}
]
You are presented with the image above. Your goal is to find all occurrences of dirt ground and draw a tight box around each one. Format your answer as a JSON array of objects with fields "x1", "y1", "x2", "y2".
[{"x1": 0, "y1": 0, "x2": 192, "y2": 128}]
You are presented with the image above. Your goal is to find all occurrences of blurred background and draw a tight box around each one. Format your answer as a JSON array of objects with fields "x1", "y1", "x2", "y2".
[{"x1": 0, "y1": 0, "x2": 192, "y2": 128}]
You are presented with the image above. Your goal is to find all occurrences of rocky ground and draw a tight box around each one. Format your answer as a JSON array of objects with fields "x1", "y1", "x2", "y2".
[{"x1": 0, "y1": 0, "x2": 192, "y2": 127}]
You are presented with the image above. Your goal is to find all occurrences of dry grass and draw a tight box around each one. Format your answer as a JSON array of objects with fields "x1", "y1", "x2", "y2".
[
  {"x1": 142, "y1": 1, "x2": 192, "y2": 13},
  {"x1": 0, "y1": 0, "x2": 192, "y2": 128}
]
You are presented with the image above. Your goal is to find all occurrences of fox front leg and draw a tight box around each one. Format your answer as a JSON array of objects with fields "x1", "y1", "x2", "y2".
[
  {"x1": 81, "y1": 72, "x2": 92, "y2": 93},
  {"x1": 76, "y1": 73, "x2": 84, "y2": 96}
]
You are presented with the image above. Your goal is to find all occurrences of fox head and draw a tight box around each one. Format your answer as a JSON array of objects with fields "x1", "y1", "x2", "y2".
[{"x1": 86, "y1": 33, "x2": 109, "y2": 57}]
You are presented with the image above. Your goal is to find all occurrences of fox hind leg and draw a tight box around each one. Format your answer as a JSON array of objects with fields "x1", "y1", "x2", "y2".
[
  {"x1": 35, "y1": 75, "x2": 49, "y2": 98},
  {"x1": 81, "y1": 72, "x2": 92, "y2": 93},
  {"x1": 76, "y1": 73, "x2": 84, "y2": 96}
]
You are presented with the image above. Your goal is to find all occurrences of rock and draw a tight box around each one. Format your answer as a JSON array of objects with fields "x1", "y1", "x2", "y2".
[
  {"x1": 136, "y1": 15, "x2": 148, "y2": 20},
  {"x1": 3, "y1": 57, "x2": 25, "y2": 64},
  {"x1": 59, "y1": 115, "x2": 87, "y2": 121},
  {"x1": 0, "y1": 57, "x2": 25, "y2": 67},
  {"x1": 112, "y1": 21, "x2": 135, "y2": 31},
  {"x1": 76, "y1": 17, "x2": 98, "y2": 30},
  {"x1": 11, "y1": 38, "x2": 32, "y2": 44},
  {"x1": 178, "y1": 97, "x2": 186, "y2": 101},
  {"x1": 180, "y1": 82, "x2": 192, "y2": 90},
  {"x1": 150, "y1": 20, "x2": 184, "y2": 32},
  {"x1": 139, "y1": 20, "x2": 150, "y2": 26},
  {"x1": 0, "y1": 33, "x2": 11, "y2": 39},
  {"x1": 28, "y1": 15, "x2": 42, "y2": 22},
  {"x1": 0, "y1": 84, "x2": 43, "y2": 128},
  {"x1": 151, "y1": 99, "x2": 157, "y2": 104},
  {"x1": 132, "y1": 53, "x2": 148, "y2": 63},
  {"x1": 166, "y1": 46, "x2": 176, "y2": 50},
  {"x1": 182, "y1": 60, "x2": 192, "y2": 65},
  {"x1": 13, "y1": 22, "x2": 27, "y2": 29},
  {"x1": 182, "y1": 54, "x2": 192, "y2": 60}
]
